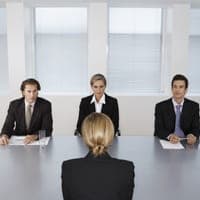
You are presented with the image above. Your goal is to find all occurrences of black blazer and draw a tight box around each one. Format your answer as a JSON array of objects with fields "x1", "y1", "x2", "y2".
[
  {"x1": 76, "y1": 94, "x2": 119, "y2": 134},
  {"x1": 61, "y1": 152, "x2": 135, "y2": 200},
  {"x1": 154, "y1": 98, "x2": 199, "y2": 139},
  {"x1": 1, "y1": 97, "x2": 53, "y2": 137}
]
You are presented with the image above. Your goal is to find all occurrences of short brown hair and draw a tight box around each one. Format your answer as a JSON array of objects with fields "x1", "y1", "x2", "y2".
[
  {"x1": 90, "y1": 74, "x2": 107, "y2": 86},
  {"x1": 20, "y1": 78, "x2": 41, "y2": 91},
  {"x1": 82, "y1": 113, "x2": 114, "y2": 157}
]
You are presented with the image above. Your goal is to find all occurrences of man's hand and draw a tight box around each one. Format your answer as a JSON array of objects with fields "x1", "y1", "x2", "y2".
[
  {"x1": 24, "y1": 134, "x2": 38, "y2": 145},
  {"x1": 168, "y1": 134, "x2": 180, "y2": 144},
  {"x1": 187, "y1": 134, "x2": 197, "y2": 145},
  {"x1": 0, "y1": 135, "x2": 9, "y2": 145}
]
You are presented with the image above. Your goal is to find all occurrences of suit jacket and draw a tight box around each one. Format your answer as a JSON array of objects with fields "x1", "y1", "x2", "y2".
[
  {"x1": 76, "y1": 94, "x2": 119, "y2": 134},
  {"x1": 61, "y1": 152, "x2": 135, "y2": 200},
  {"x1": 154, "y1": 98, "x2": 200, "y2": 139},
  {"x1": 1, "y1": 97, "x2": 53, "y2": 137}
]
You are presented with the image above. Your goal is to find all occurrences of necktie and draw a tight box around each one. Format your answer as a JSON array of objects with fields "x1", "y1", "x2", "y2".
[
  {"x1": 174, "y1": 104, "x2": 184, "y2": 137},
  {"x1": 25, "y1": 104, "x2": 32, "y2": 130}
]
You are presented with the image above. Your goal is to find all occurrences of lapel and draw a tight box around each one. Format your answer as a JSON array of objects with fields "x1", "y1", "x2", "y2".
[
  {"x1": 180, "y1": 98, "x2": 188, "y2": 124},
  {"x1": 167, "y1": 99, "x2": 176, "y2": 124},
  {"x1": 89, "y1": 95, "x2": 96, "y2": 113},
  {"x1": 101, "y1": 94, "x2": 107, "y2": 113},
  {"x1": 19, "y1": 99, "x2": 26, "y2": 130}
]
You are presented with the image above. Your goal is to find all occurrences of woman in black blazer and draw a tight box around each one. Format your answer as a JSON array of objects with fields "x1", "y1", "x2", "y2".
[
  {"x1": 76, "y1": 73, "x2": 119, "y2": 135},
  {"x1": 62, "y1": 113, "x2": 135, "y2": 200}
]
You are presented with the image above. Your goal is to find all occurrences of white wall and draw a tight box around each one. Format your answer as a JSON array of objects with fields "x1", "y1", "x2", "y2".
[
  {"x1": 6, "y1": 2, "x2": 26, "y2": 95},
  {"x1": 88, "y1": 3, "x2": 107, "y2": 77},
  {"x1": 0, "y1": 1, "x2": 200, "y2": 136}
]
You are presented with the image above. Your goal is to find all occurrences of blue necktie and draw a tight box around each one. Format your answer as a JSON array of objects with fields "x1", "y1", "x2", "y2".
[{"x1": 174, "y1": 104, "x2": 184, "y2": 137}]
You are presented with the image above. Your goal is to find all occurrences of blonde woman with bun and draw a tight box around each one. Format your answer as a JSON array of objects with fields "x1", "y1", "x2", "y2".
[{"x1": 62, "y1": 113, "x2": 135, "y2": 200}]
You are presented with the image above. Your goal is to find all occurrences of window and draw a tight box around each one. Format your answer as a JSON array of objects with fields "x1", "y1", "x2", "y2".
[
  {"x1": 0, "y1": 7, "x2": 8, "y2": 93},
  {"x1": 188, "y1": 9, "x2": 200, "y2": 93},
  {"x1": 35, "y1": 7, "x2": 87, "y2": 93},
  {"x1": 108, "y1": 8, "x2": 162, "y2": 94}
]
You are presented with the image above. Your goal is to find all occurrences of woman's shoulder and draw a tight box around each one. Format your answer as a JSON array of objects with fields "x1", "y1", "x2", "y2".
[
  {"x1": 112, "y1": 157, "x2": 134, "y2": 168},
  {"x1": 62, "y1": 156, "x2": 134, "y2": 172},
  {"x1": 81, "y1": 95, "x2": 93, "y2": 102},
  {"x1": 62, "y1": 158, "x2": 84, "y2": 167},
  {"x1": 105, "y1": 94, "x2": 118, "y2": 102}
]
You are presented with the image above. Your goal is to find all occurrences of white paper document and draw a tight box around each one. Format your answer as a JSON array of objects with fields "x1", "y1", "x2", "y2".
[
  {"x1": 159, "y1": 139, "x2": 184, "y2": 149},
  {"x1": 8, "y1": 136, "x2": 50, "y2": 146}
]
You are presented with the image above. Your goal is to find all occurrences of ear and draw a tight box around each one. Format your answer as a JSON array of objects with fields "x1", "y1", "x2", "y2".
[{"x1": 185, "y1": 88, "x2": 188, "y2": 93}]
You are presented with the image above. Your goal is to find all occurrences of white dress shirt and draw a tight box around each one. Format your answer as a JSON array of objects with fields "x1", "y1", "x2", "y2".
[
  {"x1": 90, "y1": 94, "x2": 106, "y2": 113},
  {"x1": 172, "y1": 98, "x2": 184, "y2": 113},
  {"x1": 25, "y1": 100, "x2": 35, "y2": 115}
]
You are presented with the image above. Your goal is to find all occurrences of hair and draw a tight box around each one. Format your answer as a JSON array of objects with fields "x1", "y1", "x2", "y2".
[
  {"x1": 82, "y1": 113, "x2": 114, "y2": 157},
  {"x1": 90, "y1": 74, "x2": 107, "y2": 86},
  {"x1": 20, "y1": 78, "x2": 41, "y2": 91},
  {"x1": 171, "y1": 74, "x2": 188, "y2": 89}
]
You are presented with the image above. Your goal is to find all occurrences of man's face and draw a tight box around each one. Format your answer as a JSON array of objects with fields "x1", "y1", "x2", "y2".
[
  {"x1": 22, "y1": 84, "x2": 38, "y2": 103},
  {"x1": 91, "y1": 80, "x2": 106, "y2": 99},
  {"x1": 172, "y1": 80, "x2": 187, "y2": 101}
]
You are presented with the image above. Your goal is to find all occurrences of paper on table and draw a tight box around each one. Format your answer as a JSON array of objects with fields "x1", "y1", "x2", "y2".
[
  {"x1": 8, "y1": 136, "x2": 50, "y2": 146},
  {"x1": 159, "y1": 139, "x2": 184, "y2": 149}
]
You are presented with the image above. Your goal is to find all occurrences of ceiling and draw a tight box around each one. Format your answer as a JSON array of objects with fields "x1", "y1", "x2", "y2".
[{"x1": 0, "y1": 0, "x2": 200, "y2": 7}]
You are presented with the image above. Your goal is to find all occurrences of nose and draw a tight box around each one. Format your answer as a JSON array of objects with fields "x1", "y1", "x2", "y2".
[
  {"x1": 97, "y1": 87, "x2": 102, "y2": 93},
  {"x1": 30, "y1": 92, "x2": 35, "y2": 97}
]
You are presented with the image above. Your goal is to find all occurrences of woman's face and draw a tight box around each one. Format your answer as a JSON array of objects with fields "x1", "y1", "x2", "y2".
[{"x1": 91, "y1": 80, "x2": 106, "y2": 99}]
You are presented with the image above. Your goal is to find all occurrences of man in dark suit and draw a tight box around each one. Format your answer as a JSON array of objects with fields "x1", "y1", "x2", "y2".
[
  {"x1": 0, "y1": 78, "x2": 53, "y2": 145},
  {"x1": 154, "y1": 74, "x2": 199, "y2": 145},
  {"x1": 76, "y1": 74, "x2": 119, "y2": 135}
]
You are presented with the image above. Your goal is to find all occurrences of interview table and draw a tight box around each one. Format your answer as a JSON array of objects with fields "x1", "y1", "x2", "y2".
[{"x1": 0, "y1": 136, "x2": 200, "y2": 200}]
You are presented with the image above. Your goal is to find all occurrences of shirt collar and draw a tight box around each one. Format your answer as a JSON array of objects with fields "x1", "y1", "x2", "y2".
[
  {"x1": 90, "y1": 94, "x2": 106, "y2": 104},
  {"x1": 24, "y1": 100, "x2": 36, "y2": 107},
  {"x1": 172, "y1": 98, "x2": 184, "y2": 107}
]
